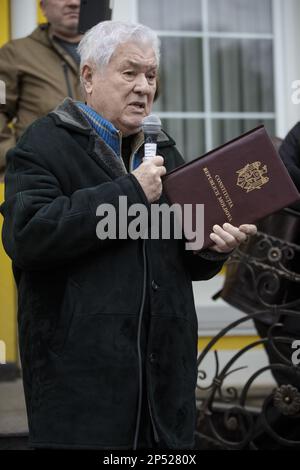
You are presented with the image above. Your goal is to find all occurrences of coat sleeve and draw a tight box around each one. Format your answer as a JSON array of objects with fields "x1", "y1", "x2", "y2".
[
  {"x1": 0, "y1": 143, "x2": 149, "y2": 270},
  {"x1": 184, "y1": 248, "x2": 228, "y2": 281},
  {"x1": 0, "y1": 41, "x2": 19, "y2": 171}
]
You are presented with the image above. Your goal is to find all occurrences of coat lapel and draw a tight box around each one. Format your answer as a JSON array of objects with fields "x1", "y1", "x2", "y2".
[
  {"x1": 89, "y1": 131, "x2": 127, "y2": 178},
  {"x1": 52, "y1": 98, "x2": 127, "y2": 179}
]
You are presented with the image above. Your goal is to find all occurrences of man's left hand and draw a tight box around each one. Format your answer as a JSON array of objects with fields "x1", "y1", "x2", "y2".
[{"x1": 209, "y1": 223, "x2": 257, "y2": 253}]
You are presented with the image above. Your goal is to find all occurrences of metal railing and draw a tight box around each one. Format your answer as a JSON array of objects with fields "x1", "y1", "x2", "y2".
[{"x1": 195, "y1": 225, "x2": 300, "y2": 450}]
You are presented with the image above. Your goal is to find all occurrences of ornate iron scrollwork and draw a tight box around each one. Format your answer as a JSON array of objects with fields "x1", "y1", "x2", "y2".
[
  {"x1": 273, "y1": 385, "x2": 300, "y2": 416},
  {"x1": 196, "y1": 215, "x2": 300, "y2": 450}
]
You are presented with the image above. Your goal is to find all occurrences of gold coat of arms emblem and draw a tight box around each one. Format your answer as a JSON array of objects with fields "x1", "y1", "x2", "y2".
[{"x1": 236, "y1": 161, "x2": 269, "y2": 193}]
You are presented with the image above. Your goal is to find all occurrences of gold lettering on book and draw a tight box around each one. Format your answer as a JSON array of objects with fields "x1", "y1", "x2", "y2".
[
  {"x1": 236, "y1": 161, "x2": 269, "y2": 193},
  {"x1": 215, "y1": 175, "x2": 234, "y2": 209},
  {"x1": 203, "y1": 167, "x2": 220, "y2": 197},
  {"x1": 203, "y1": 168, "x2": 234, "y2": 222}
]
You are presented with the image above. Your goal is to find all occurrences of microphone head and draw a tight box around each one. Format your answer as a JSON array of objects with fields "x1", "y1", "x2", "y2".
[{"x1": 141, "y1": 114, "x2": 162, "y2": 135}]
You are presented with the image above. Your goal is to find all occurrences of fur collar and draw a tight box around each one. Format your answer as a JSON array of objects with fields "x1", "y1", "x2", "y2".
[{"x1": 52, "y1": 98, "x2": 127, "y2": 178}]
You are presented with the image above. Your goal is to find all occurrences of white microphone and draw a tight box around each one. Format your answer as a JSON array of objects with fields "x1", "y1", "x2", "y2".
[{"x1": 141, "y1": 114, "x2": 162, "y2": 158}]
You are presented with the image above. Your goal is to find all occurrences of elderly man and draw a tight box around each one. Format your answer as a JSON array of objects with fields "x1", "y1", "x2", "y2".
[
  {"x1": 0, "y1": 0, "x2": 82, "y2": 178},
  {"x1": 0, "y1": 21, "x2": 256, "y2": 449}
]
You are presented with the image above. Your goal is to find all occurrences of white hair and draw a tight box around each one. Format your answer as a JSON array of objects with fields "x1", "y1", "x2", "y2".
[{"x1": 78, "y1": 21, "x2": 160, "y2": 75}]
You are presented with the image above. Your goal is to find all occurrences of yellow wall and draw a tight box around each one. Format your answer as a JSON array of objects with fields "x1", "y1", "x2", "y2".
[
  {"x1": 198, "y1": 335, "x2": 261, "y2": 351},
  {"x1": 37, "y1": 0, "x2": 47, "y2": 24},
  {"x1": 0, "y1": 0, "x2": 10, "y2": 47},
  {"x1": 0, "y1": 184, "x2": 17, "y2": 363},
  {"x1": 0, "y1": 0, "x2": 17, "y2": 364}
]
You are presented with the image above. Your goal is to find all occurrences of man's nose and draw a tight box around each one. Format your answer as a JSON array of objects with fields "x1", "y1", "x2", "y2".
[
  {"x1": 67, "y1": 0, "x2": 80, "y2": 7},
  {"x1": 134, "y1": 74, "x2": 151, "y2": 94}
]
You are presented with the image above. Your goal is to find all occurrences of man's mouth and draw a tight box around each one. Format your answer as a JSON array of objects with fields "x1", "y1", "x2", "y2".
[
  {"x1": 65, "y1": 11, "x2": 79, "y2": 17},
  {"x1": 129, "y1": 102, "x2": 146, "y2": 109}
]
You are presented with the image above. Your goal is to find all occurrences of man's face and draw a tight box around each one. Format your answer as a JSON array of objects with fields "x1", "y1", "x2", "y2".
[
  {"x1": 40, "y1": 0, "x2": 80, "y2": 36},
  {"x1": 83, "y1": 42, "x2": 158, "y2": 136}
]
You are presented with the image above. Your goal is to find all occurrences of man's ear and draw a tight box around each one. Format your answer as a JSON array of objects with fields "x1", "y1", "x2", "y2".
[
  {"x1": 154, "y1": 75, "x2": 160, "y2": 102},
  {"x1": 81, "y1": 65, "x2": 94, "y2": 95}
]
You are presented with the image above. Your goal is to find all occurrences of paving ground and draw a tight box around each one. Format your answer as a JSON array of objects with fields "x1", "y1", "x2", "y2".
[{"x1": 0, "y1": 379, "x2": 29, "y2": 449}]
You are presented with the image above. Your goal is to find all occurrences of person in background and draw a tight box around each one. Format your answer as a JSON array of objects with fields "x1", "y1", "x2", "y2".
[
  {"x1": 0, "y1": 0, "x2": 82, "y2": 180},
  {"x1": 280, "y1": 122, "x2": 300, "y2": 190},
  {"x1": 0, "y1": 20, "x2": 257, "y2": 450},
  {"x1": 253, "y1": 128, "x2": 300, "y2": 388},
  {"x1": 219, "y1": 129, "x2": 300, "y2": 448},
  {"x1": 254, "y1": 127, "x2": 300, "y2": 447}
]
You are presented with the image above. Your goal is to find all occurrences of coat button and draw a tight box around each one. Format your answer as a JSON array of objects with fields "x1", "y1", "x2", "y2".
[
  {"x1": 151, "y1": 280, "x2": 159, "y2": 291},
  {"x1": 149, "y1": 353, "x2": 157, "y2": 364}
]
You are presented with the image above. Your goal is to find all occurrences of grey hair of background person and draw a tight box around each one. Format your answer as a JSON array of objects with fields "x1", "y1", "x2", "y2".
[{"x1": 77, "y1": 20, "x2": 161, "y2": 77}]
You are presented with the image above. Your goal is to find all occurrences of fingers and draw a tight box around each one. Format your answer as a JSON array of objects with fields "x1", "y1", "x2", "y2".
[
  {"x1": 209, "y1": 223, "x2": 256, "y2": 253},
  {"x1": 210, "y1": 224, "x2": 244, "y2": 252},
  {"x1": 144, "y1": 162, "x2": 166, "y2": 177},
  {"x1": 221, "y1": 223, "x2": 248, "y2": 243},
  {"x1": 142, "y1": 156, "x2": 166, "y2": 177},
  {"x1": 143, "y1": 155, "x2": 165, "y2": 166},
  {"x1": 157, "y1": 165, "x2": 167, "y2": 177},
  {"x1": 239, "y1": 224, "x2": 258, "y2": 236},
  {"x1": 132, "y1": 156, "x2": 166, "y2": 203}
]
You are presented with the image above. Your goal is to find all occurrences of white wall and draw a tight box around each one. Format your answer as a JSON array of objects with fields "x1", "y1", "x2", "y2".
[
  {"x1": 276, "y1": 0, "x2": 300, "y2": 137},
  {"x1": 112, "y1": 0, "x2": 137, "y2": 22},
  {"x1": 10, "y1": 0, "x2": 37, "y2": 40},
  {"x1": 197, "y1": 349, "x2": 276, "y2": 392}
]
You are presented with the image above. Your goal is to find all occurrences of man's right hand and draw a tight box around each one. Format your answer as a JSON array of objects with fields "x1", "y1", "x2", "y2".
[{"x1": 132, "y1": 156, "x2": 166, "y2": 203}]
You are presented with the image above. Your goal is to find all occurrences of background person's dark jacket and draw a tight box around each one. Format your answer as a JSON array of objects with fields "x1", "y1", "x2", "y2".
[
  {"x1": 280, "y1": 122, "x2": 300, "y2": 191},
  {"x1": 0, "y1": 99, "x2": 226, "y2": 449}
]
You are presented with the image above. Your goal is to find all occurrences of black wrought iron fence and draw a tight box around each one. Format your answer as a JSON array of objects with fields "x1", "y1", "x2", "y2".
[{"x1": 195, "y1": 212, "x2": 300, "y2": 449}]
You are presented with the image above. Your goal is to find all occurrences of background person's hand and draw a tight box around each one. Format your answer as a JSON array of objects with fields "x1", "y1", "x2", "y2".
[
  {"x1": 132, "y1": 156, "x2": 166, "y2": 202},
  {"x1": 209, "y1": 223, "x2": 257, "y2": 253}
]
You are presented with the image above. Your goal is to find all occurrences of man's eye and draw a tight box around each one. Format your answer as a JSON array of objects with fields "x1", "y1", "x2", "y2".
[
  {"x1": 124, "y1": 71, "x2": 135, "y2": 77},
  {"x1": 147, "y1": 76, "x2": 156, "y2": 84}
]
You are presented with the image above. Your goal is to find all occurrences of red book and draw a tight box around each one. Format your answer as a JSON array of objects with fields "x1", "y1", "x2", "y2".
[{"x1": 163, "y1": 126, "x2": 300, "y2": 250}]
